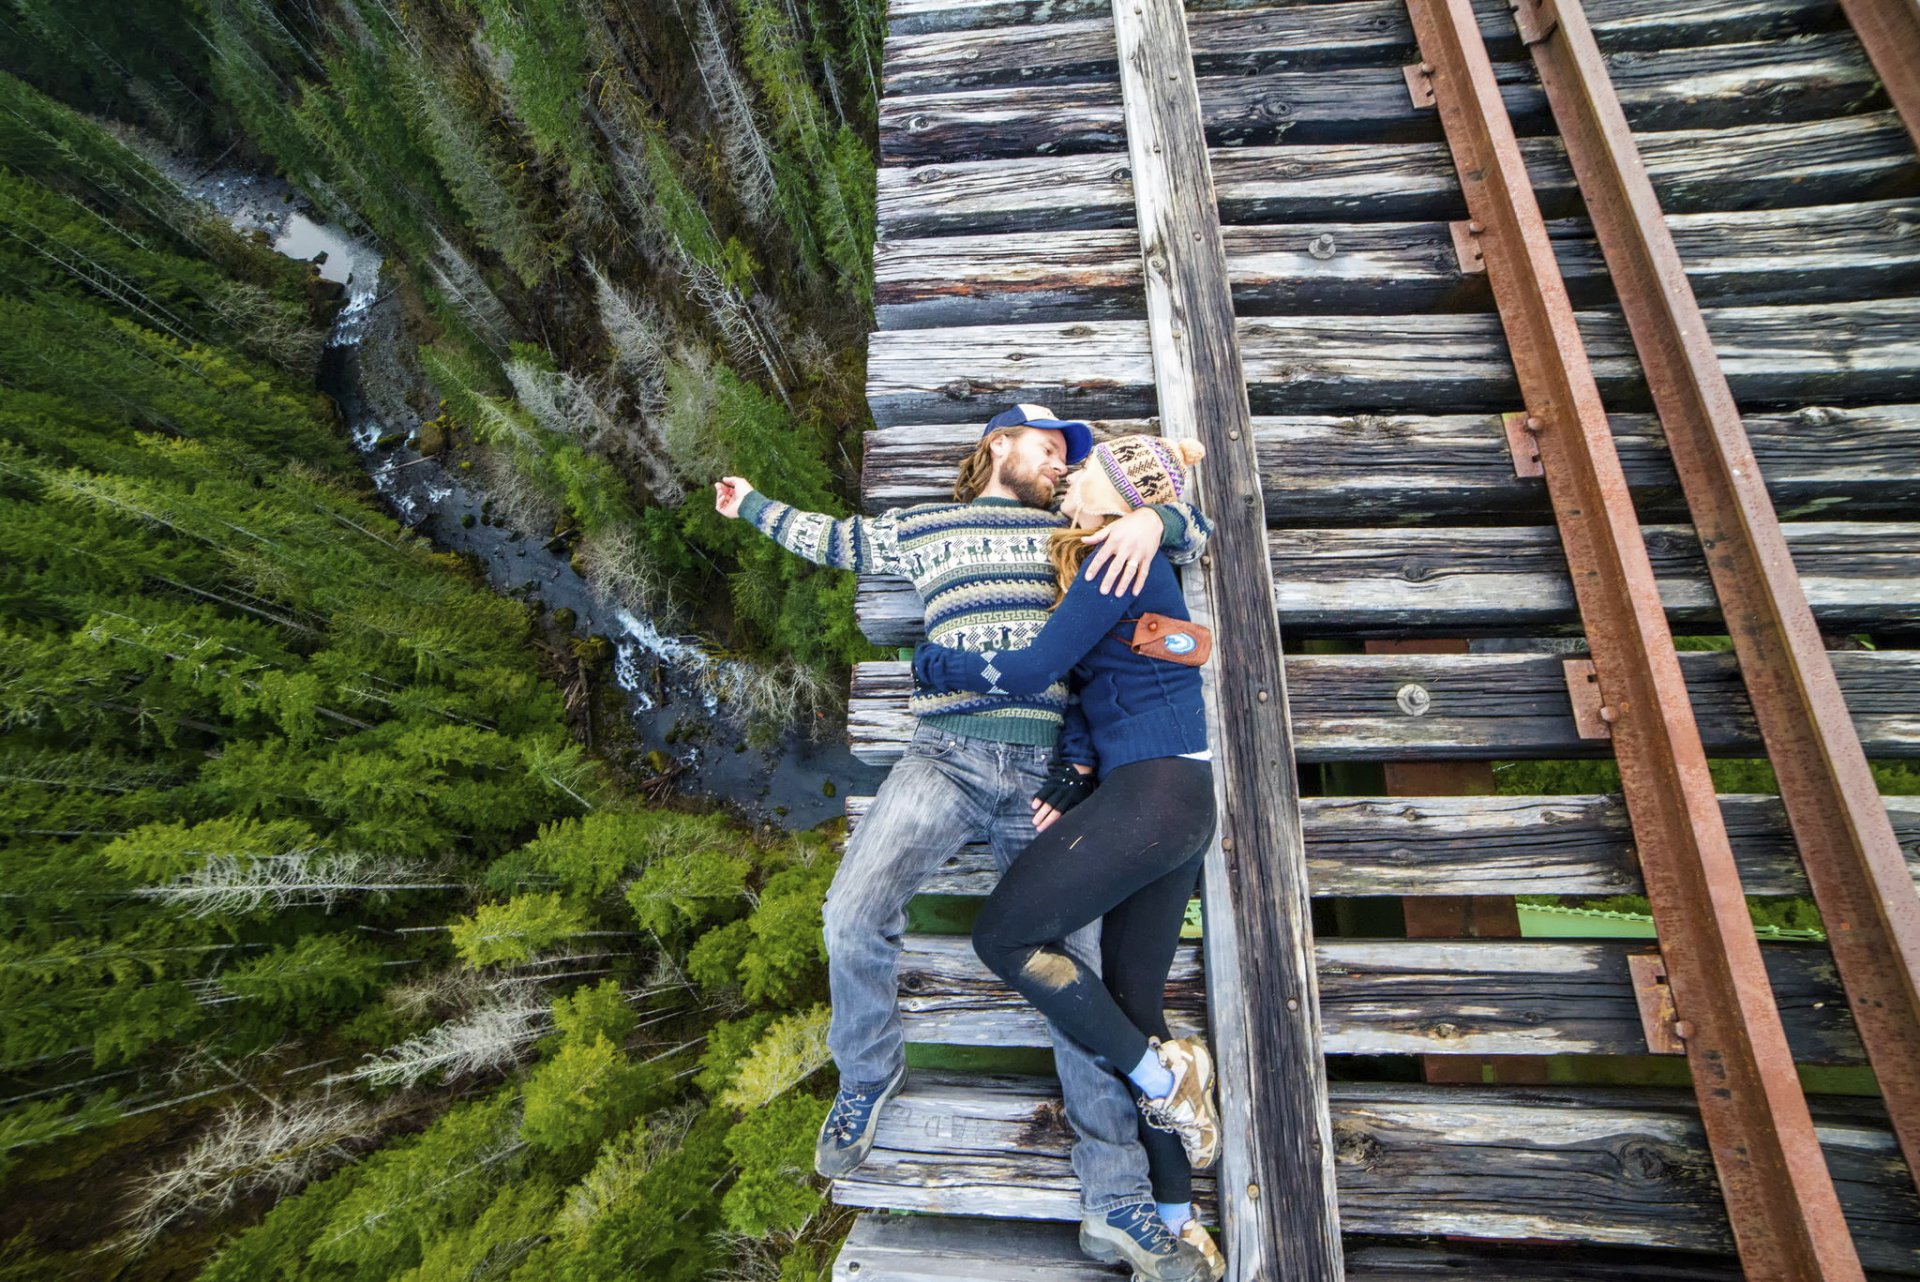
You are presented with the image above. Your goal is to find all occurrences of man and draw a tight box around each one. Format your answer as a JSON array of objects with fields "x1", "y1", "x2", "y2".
[{"x1": 714, "y1": 405, "x2": 1213, "y2": 1281}]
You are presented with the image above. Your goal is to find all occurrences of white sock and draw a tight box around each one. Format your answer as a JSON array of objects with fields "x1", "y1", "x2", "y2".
[
  {"x1": 1128, "y1": 1046, "x2": 1175, "y2": 1098},
  {"x1": 1157, "y1": 1201, "x2": 1193, "y2": 1233}
]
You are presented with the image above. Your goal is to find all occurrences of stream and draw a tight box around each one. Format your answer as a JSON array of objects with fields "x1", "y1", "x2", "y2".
[{"x1": 181, "y1": 169, "x2": 883, "y2": 829}]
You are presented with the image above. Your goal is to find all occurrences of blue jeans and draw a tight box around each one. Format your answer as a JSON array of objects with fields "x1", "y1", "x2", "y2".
[{"x1": 823, "y1": 722, "x2": 1153, "y2": 1212}]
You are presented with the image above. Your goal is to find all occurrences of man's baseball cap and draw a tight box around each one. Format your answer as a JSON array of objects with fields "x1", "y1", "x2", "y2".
[{"x1": 985, "y1": 404, "x2": 1094, "y2": 464}]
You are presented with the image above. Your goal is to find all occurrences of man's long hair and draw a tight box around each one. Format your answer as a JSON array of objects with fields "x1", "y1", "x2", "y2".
[{"x1": 951, "y1": 426, "x2": 1028, "y2": 501}]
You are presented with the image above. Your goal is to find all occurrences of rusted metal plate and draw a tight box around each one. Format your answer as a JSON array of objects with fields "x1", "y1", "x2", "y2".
[
  {"x1": 1561, "y1": 658, "x2": 1612, "y2": 739},
  {"x1": 1514, "y1": 0, "x2": 1920, "y2": 1214},
  {"x1": 1629, "y1": 952, "x2": 1686, "y2": 1056},
  {"x1": 1401, "y1": 0, "x2": 1868, "y2": 1275},
  {"x1": 1501, "y1": 409, "x2": 1545, "y2": 477},
  {"x1": 1449, "y1": 219, "x2": 1488, "y2": 275}
]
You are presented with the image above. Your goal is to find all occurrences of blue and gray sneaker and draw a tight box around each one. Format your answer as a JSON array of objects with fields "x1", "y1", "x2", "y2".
[
  {"x1": 814, "y1": 1063, "x2": 907, "y2": 1178},
  {"x1": 1079, "y1": 1201, "x2": 1212, "y2": 1282}
]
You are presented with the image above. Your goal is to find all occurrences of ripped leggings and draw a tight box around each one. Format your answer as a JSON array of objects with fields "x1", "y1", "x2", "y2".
[{"x1": 970, "y1": 755, "x2": 1217, "y2": 1200}]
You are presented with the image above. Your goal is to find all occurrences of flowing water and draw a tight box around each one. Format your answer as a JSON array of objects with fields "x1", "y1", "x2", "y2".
[{"x1": 180, "y1": 169, "x2": 882, "y2": 828}]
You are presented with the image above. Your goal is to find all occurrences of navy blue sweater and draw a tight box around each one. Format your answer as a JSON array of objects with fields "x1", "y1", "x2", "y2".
[{"x1": 912, "y1": 553, "x2": 1208, "y2": 780}]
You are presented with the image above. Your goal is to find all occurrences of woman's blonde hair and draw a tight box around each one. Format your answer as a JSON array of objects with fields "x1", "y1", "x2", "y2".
[
  {"x1": 1044, "y1": 436, "x2": 1207, "y2": 603},
  {"x1": 952, "y1": 427, "x2": 1027, "y2": 501},
  {"x1": 1046, "y1": 520, "x2": 1114, "y2": 604}
]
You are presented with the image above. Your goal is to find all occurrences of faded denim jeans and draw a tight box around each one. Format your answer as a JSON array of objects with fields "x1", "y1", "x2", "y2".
[{"x1": 823, "y1": 721, "x2": 1153, "y2": 1212}]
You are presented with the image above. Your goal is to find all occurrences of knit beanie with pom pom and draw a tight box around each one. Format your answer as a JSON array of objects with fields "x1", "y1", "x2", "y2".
[{"x1": 1077, "y1": 435, "x2": 1207, "y2": 516}]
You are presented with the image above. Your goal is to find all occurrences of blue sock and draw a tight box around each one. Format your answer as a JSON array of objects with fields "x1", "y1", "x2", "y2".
[
  {"x1": 1128, "y1": 1046, "x2": 1175, "y2": 1098},
  {"x1": 1157, "y1": 1201, "x2": 1193, "y2": 1233}
]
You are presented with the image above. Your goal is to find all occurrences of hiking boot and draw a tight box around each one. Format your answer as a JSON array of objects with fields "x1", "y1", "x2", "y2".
[
  {"x1": 1137, "y1": 1037, "x2": 1221, "y2": 1169},
  {"x1": 814, "y1": 1063, "x2": 906, "y2": 1178},
  {"x1": 1176, "y1": 1220, "x2": 1226, "y2": 1281},
  {"x1": 1079, "y1": 1201, "x2": 1212, "y2": 1282}
]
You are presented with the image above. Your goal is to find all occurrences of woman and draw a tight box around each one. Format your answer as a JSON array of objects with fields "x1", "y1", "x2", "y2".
[{"x1": 911, "y1": 435, "x2": 1224, "y2": 1280}]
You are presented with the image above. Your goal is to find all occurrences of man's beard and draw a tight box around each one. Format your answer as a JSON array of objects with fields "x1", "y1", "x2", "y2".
[{"x1": 998, "y1": 458, "x2": 1056, "y2": 509}]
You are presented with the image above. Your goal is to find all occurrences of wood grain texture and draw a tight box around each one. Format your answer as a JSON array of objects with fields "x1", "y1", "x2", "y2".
[
  {"x1": 881, "y1": 35, "x2": 1881, "y2": 163},
  {"x1": 877, "y1": 114, "x2": 1918, "y2": 236},
  {"x1": 1110, "y1": 0, "x2": 1339, "y2": 1269},
  {"x1": 885, "y1": 0, "x2": 1833, "y2": 37},
  {"x1": 847, "y1": 650, "x2": 1920, "y2": 764},
  {"x1": 831, "y1": 1074, "x2": 1920, "y2": 1273},
  {"x1": 873, "y1": 201, "x2": 1920, "y2": 327},
  {"x1": 846, "y1": 793, "x2": 1920, "y2": 898},
  {"x1": 855, "y1": 522, "x2": 1920, "y2": 643},
  {"x1": 830, "y1": 1212, "x2": 1801, "y2": 1280},
  {"x1": 889, "y1": 933, "x2": 1864, "y2": 1062},
  {"x1": 856, "y1": 406, "x2": 1920, "y2": 522},
  {"x1": 863, "y1": 298, "x2": 1920, "y2": 425}
]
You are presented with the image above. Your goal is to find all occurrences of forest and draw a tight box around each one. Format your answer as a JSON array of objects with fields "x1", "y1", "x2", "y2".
[{"x1": 1, "y1": 0, "x2": 881, "y2": 1277}]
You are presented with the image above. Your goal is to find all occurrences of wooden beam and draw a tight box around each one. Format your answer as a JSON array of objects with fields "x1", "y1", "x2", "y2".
[
  {"x1": 833, "y1": 1074, "x2": 1920, "y2": 1274},
  {"x1": 882, "y1": 0, "x2": 1837, "y2": 94},
  {"x1": 889, "y1": 933, "x2": 1866, "y2": 1062},
  {"x1": 880, "y1": 35, "x2": 1880, "y2": 162},
  {"x1": 1110, "y1": 0, "x2": 1340, "y2": 1271},
  {"x1": 877, "y1": 115, "x2": 1918, "y2": 236},
  {"x1": 847, "y1": 650, "x2": 1920, "y2": 765},
  {"x1": 831, "y1": 1212, "x2": 1776, "y2": 1281},
  {"x1": 858, "y1": 407, "x2": 1920, "y2": 523},
  {"x1": 862, "y1": 299, "x2": 1920, "y2": 425},
  {"x1": 854, "y1": 521, "x2": 1920, "y2": 643},
  {"x1": 848, "y1": 793, "x2": 1920, "y2": 899},
  {"x1": 873, "y1": 202, "x2": 1920, "y2": 328}
]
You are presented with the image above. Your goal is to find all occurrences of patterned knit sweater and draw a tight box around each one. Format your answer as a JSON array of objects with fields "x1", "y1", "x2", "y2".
[{"x1": 739, "y1": 490, "x2": 1211, "y2": 746}]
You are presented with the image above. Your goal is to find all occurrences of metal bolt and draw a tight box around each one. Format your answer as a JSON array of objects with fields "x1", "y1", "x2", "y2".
[
  {"x1": 1420, "y1": 61, "x2": 1433, "y2": 73},
  {"x1": 1674, "y1": 1020, "x2": 1694, "y2": 1041},
  {"x1": 1309, "y1": 233, "x2": 1336, "y2": 260},
  {"x1": 1257, "y1": 690, "x2": 1270, "y2": 703},
  {"x1": 1396, "y1": 683, "x2": 1432, "y2": 716},
  {"x1": 1468, "y1": 220, "x2": 1484, "y2": 234},
  {"x1": 1248, "y1": 1183, "x2": 1261, "y2": 1200},
  {"x1": 1599, "y1": 705, "x2": 1618, "y2": 723},
  {"x1": 1286, "y1": 998, "x2": 1299, "y2": 1011},
  {"x1": 1523, "y1": 416, "x2": 1543, "y2": 433},
  {"x1": 1221, "y1": 836, "x2": 1234, "y2": 851},
  {"x1": 1228, "y1": 428, "x2": 1241, "y2": 440}
]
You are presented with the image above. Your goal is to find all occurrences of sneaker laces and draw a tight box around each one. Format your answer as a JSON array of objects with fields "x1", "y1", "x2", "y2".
[
  {"x1": 1108, "y1": 1201, "x2": 1178, "y2": 1253},
  {"x1": 823, "y1": 1085, "x2": 882, "y2": 1144}
]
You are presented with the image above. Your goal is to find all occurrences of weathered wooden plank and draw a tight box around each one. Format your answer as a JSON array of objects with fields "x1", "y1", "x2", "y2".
[
  {"x1": 1112, "y1": 0, "x2": 1338, "y2": 1268},
  {"x1": 885, "y1": 0, "x2": 1833, "y2": 39},
  {"x1": 833, "y1": 1075, "x2": 1920, "y2": 1273},
  {"x1": 880, "y1": 35, "x2": 1882, "y2": 163},
  {"x1": 864, "y1": 300, "x2": 1920, "y2": 425},
  {"x1": 831, "y1": 1213, "x2": 1777, "y2": 1281},
  {"x1": 873, "y1": 202, "x2": 1920, "y2": 327},
  {"x1": 846, "y1": 650, "x2": 1920, "y2": 765},
  {"x1": 891, "y1": 934, "x2": 1864, "y2": 1061},
  {"x1": 848, "y1": 793, "x2": 1920, "y2": 899},
  {"x1": 884, "y1": 0, "x2": 1842, "y2": 94},
  {"x1": 877, "y1": 115, "x2": 1918, "y2": 237},
  {"x1": 857, "y1": 406, "x2": 1920, "y2": 522},
  {"x1": 854, "y1": 522, "x2": 1920, "y2": 642}
]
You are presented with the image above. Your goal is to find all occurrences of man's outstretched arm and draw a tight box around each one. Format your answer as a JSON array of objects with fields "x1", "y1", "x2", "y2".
[{"x1": 714, "y1": 477, "x2": 904, "y2": 576}]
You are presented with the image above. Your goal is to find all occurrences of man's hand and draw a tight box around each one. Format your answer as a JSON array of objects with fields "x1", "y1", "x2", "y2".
[
  {"x1": 713, "y1": 476, "x2": 754, "y2": 519},
  {"x1": 1031, "y1": 761, "x2": 1096, "y2": 831},
  {"x1": 1080, "y1": 507, "x2": 1161, "y2": 596}
]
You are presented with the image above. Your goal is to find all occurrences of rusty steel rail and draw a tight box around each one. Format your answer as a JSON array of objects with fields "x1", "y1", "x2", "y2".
[
  {"x1": 1399, "y1": 0, "x2": 1868, "y2": 1277},
  {"x1": 1511, "y1": 0, "x2": 1920, "y2": 1202},
  {"x1": 1835, "y1": 0, "x2": 1920, "y2": 153}
]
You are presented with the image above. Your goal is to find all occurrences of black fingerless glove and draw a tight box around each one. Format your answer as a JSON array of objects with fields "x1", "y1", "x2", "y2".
[{"x1": 1035, "y1": 762, "x2": 1097, "y2": 815}]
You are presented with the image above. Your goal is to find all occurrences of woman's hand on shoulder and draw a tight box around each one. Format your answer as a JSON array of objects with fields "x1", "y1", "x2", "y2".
[{"x1": 1079, "y1": 508, "x2": 1161, "y2": 596}]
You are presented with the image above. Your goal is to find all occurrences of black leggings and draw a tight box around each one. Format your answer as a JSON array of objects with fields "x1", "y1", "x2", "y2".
[{"x1": 970, "y1": 756, "x2": 1217, "y2": 1201}]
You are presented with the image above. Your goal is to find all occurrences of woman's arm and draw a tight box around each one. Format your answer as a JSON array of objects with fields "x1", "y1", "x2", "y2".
[{"x1": 912, "y1": 566, "x2": 1142, "y2": 696}]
